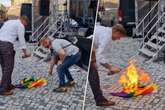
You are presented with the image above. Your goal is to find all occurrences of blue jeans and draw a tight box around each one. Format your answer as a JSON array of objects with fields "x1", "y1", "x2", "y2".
[{"x1": 57, "y1": 52, "x2": 81, "y2": 86}]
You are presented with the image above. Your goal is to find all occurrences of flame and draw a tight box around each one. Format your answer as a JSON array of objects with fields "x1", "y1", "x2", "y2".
[{"x1": 118, "y1": 60, "x2": 157, "y2": 95}]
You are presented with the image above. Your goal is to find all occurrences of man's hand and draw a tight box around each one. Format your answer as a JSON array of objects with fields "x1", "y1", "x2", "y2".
[
  {"x1": 48, "y1": 58, "x2": 55, "y2": 75},
  {"x1": 22, "y1": 53, "x2": 31, "y2": 58},
  {"x1": 101, "y1": 63, "x2": 121, "y2": 75},
  {"x1": 58, "y1": 49, "x2": 65, "y2": 63},
  {"x1": 48, "y1": 68, "x2": 53, "y2": 75},
  {"x1": 58, "y1": 60, "x2": 62, "y2": 65},
  {"x1": 22, "y1": 49, "x2": 31, "y2": 58},
  {"x1": 110, "y1": 66, "x2": 121, "y2": 73}
]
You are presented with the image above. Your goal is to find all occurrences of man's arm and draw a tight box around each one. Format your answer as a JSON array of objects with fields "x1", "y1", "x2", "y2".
[
  {"x1": 18, "y1": 25, "x2": 30, "y2": 58},
  {"x1": 58, "y1": 48, "x2": 65, "y2": 63},
  {"x1": 96, "y1": 35, "x2": 109, "y2": 64},
  {"x1": 48, "y1": 56, "x2": 55, "y2": 75},
  {"x1": 21, "y1": 49, "x2": 31, "y2": 58},
  {"x1": 97, "y1": 37, "x2": 113, "y2": 69}
]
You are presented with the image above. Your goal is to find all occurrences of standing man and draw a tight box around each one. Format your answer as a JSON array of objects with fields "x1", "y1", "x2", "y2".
[
  {"x1": 89, "y1": 24, "x2": 126, "y2": 106},
  {"x1": 0, "y1": 16, "x2": 31, "y2": 96},
  {"x1": 95, "y1": 24, "x2": 126, "y2": 74}
]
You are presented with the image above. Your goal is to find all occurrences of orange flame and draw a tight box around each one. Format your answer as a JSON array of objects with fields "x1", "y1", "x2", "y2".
[{"x1": 118, "y1": 60, "x2": 157, "y2": 94}]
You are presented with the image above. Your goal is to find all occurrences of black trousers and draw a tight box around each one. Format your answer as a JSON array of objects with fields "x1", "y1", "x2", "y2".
[
  {"x1": 0, "y1": 40, "x2": 15, "y2": 92},
  {"x1": 88, "y1": 51, "x2": 105, "y2": 103}
]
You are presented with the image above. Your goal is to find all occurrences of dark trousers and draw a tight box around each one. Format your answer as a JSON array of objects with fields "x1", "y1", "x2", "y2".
[
  {"x1": 57, "y1": 52, "x2": 81, "y2": 86},
  {"x1": 88, "y1": 51, "x2": 105, "y2": 103},
  {"x1": 0, "y1": 41, "x2": 15, "y2": 92}
]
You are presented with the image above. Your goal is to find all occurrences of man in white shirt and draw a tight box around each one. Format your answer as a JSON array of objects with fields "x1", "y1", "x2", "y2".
[
  {"x1": 0, "y1": 16, "x2": 31, "y2": 96},
  {"x1": 39, "y1": 37, "x2": 81, "y2": 92},
  {"x1": 89, "y1": 24, "x2": 126, "y2": 106},
  {"x1": 94, "y1": 24, "x2": 122, "y2": 74}
]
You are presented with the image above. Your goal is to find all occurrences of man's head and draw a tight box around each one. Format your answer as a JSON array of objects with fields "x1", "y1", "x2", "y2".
[
  {"x1": 20, "y1": 16, "x2": 29, "y2": 27},
  {"x1": 39, "y1": 37, "x2": 51, "y2": 48},
  {"x1": 112, "y1": 24, "x2": 126, "y2": 40}
]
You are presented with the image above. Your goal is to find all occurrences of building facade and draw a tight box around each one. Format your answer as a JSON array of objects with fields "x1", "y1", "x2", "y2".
[
  {"x1": 0, "y1": 4, "x2": 7, "y2": 21},
  {"x1": 7, "y1": 0, "x2": 32, "y2": 19},
  {"x1": 11, "y1": 0, "x2": 32, "y2": 5}
]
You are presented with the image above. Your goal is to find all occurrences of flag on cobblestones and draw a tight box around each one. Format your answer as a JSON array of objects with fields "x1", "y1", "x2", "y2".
[{"x1": 15, "y1": 76, "x2": 47, "y2": 89}]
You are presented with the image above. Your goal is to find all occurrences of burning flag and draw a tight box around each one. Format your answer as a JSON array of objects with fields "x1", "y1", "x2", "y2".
[{"x1": 111, "y1": 60, "x2": 158, "y2": 98}]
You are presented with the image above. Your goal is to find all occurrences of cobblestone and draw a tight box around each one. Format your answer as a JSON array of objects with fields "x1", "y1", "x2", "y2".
[
  {"x1": 85, "y1": 38, "x2": 165, "y2": 110},
  {"x1": 0, "y1": 44, "x2": 87, "y2": 110}
]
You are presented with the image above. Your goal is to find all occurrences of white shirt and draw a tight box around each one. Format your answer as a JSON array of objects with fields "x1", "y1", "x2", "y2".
[
  {"x1": 94, "y1": 25, "x2": 112, "y2": 64},
  {"x1": 52, "y1": 39, "x2": 79, "y2": 56},
  {"x1": 0, "y1": 19, "x2": 27, "y2": 49}
]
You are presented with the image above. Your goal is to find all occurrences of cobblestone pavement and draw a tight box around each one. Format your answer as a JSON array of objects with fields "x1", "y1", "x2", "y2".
[
  {"x1": 85, "y1": 38, "x2": 165, "y2": 110},
  {"x1": 0, "y1": 44, "x2": 87, "y2": 110}
]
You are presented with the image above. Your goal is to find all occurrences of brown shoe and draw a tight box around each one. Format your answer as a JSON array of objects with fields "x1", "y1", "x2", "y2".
[
  {"x1": 53, "y1": 86, "x2": 67, "y2": 93},
  {"x1": 65, "y1": 81, "x2": 75, "y2": 87},
  {"x1": 7, "y1": 84, "x2": 16, "y2": 91},
  {"x1": 96, "y1": 100, "x2": 115, "y2": 106},
  {"x1": 0, "y1": 90, "x2": 13, "y2": 96}
]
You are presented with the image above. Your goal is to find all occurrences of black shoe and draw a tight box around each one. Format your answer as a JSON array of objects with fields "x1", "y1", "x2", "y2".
[
  {"x1": 7, "y1": 84, "x2": 15, "y2": 91},
  {"x1": 96, "y1": 99, "x2": 115, "y2": 106},
  {"x1": 65, "y1": 81, "x2": 75, "y2": 87},
  {"x1": 53, "y1": 86, "x2": 67, "y2": 92},
  {"x1": 0, "y1": 90, "x2": 13, "y2": 96}
]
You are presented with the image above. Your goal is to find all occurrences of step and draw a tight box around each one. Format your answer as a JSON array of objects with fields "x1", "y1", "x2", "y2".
[
  {"x1": 152, "y1": 35, "x2": 165, "y2": 42},
  {"x1": 158, "y1": 28, "x2": 165, "y2": 33},
  {"x1": 139, "y1": 48, "x2": 155, "y2": 57},
  {"x1": 146, "y1": 41, "x2": 161, "y2": 49}
]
